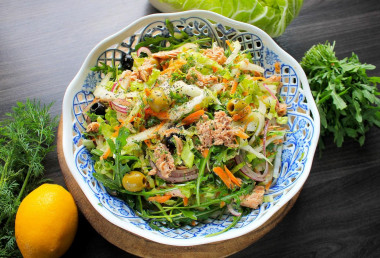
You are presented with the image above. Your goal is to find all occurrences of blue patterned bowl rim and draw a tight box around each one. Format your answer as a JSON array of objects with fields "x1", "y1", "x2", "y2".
[{"x1": 62, "y1": 10, "x2": 320, "y2": 246}]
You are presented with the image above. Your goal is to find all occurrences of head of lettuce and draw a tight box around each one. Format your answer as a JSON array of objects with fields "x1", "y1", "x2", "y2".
[{"x1": 149, "y1": 0, "x2": 303, "y2": 38}]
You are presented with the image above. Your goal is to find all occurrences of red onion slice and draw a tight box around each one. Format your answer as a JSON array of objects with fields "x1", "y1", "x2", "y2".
[
  {"x1": 227, "y1": 203, "x2": 242, "y2": 217},
  {"x1": 263, "y1": 83, "x2": 279, "y2": 108},
  {"x1": 262, "y1": 120, "x2": 270, "y2": 178},
  {"x1": 109, "y1": 81, "x2": 129, "y2": 113},
  {"x1": 170, "y1": 167, "x2": 198, "y2": 178},
  {"x1": 111, "y1": 82, "x2": 118, "y2": 92},
  {"x1": 150, "y1": 160, "x2": 198, "y2": 183},
  {"x1": 137, "y1": 47, "x2": 152, "y2": 57},
  {"x1": 234, "y1": 155, "x2": 264, "y2": 182},
  {"x1": 164, "y1": 173, "x2": 199, "y2": 183},
  {"x1": 109, "y1": 101, "x2": 128, "y2": 114}
]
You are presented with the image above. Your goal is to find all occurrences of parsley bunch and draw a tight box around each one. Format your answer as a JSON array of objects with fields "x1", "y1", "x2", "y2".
[
  {"x1": 300, "y1": 41, "x2": 380, "y2": 150},
  {"x1": 0, "y1": 100, "x2": 57, "y2": 257}
]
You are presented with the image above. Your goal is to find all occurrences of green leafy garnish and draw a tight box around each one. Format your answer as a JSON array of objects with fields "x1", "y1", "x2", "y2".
[
  {"x1": 145, "y1": 116, "x2": 161, "y2": 128},
  {"x1": 0, "y1": 100, "x2": 57, "y2": 257},
  {"x1": 135, "y1": 19, "x2": 212, "y2": 53},
  {"x1": 90, "y1": 61, "x2": 121, "y2": 79},
  {"x1": 170, "y1": 91, "x2": 189, "y2": 104},
  {"x1": 300, "y1": 41, "x2": 380, "y2": 149}
]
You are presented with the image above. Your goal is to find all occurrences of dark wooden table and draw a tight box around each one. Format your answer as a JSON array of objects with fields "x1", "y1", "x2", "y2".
[{"x1": 1, "y1": 0, "x2": 380, "y2": 257}]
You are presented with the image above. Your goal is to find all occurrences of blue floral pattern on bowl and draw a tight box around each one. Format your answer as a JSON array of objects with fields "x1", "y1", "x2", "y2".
[{"x1": 65, "y1": 11, "x2": 319, "y2": 245}]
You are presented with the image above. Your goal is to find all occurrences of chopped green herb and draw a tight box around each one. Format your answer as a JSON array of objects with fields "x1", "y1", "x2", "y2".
[{"x1": 301, "y1": 41, "x2": 380, "y2": 150}]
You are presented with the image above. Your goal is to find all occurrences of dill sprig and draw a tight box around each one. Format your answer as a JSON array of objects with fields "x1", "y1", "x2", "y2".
[{"x1": 0, "y1": 100, "x2": 58, "y2": 257}]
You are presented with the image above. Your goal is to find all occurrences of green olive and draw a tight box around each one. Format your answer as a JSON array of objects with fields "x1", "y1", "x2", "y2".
[
  {"x1": 122, "y1": 171, "x2": 146, "y2": 192},
  {"x1": 148, "y1": 88, "x2": 171, "y2": 113},
  {"x1": 226, "y1": 99, "x2": 248, "y2": 115}
]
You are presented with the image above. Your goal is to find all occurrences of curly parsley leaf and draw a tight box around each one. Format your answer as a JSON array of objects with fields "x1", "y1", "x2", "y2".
[{"x1": 300, "y1": 41, "x2": 380, "y2": 150}]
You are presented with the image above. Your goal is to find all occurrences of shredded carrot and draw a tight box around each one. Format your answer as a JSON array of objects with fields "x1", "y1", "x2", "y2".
[
  {"x1": 202, "y1": 148, "x2": 209, "y2": 158},
  {"x1": 226, "y1": 40, "x2": 233, "y2": 51},
  {"x1": 142, "y1": 96, "x2": 148, "y2": 106},
  {"x1": 232, "y1": 106, "x2": 251, "y2": 121},
  {"x1": 145, "y1": 107, "x2": 169, "y2": 120},
  {"x1": 224, "y1": 166, "x2": 242, "y2": 187},
  {"x1": 212, "y1": 66, "x2": 218, "y2": 73},
  {"x1": 128, "y1": 115, "x2": 136, "y2": 123},
  {"x1": 230, "y1": 80, "x2": 238, "y2": 94},
  {"x1": 252, "y1": 77, "x2": 266, "y2": 81},
  {"x1": 221, "y1": 78, "x2": 229, "y2": 92},
  {"x1": 235, "y1": 130, "x2": 249, "y2": 139},
  {"x1": 144, "y1": 139, "x2": 154, "y2": 149},
  {"x1": 181, "y1": 110, "x2": 205, "y2": 125},
  {"x1": 153, "y1": 121, "x2": 166, "y2": 133},
  {"x1": 161, "y1": 59, "x2": 187, "y2": 75},
  {"x1": 213, "y1": 167, "x2": 232, "y2": 189},
  {"x1": 183, "y1": 197, "x2": 189, "y2": 206},
  {"x1": 112, "y1": 127, "x2": 120, "y2": 137},
  {"x1": 242, "y1": 91, "x2": 249, "y2": 96},
  {"x1": 161, "y1": 62, "x2": 169, "y2": 70},
  {"x1": 155, "y1": 111, "x2": 169, "y2": 120},
  {"x1": 101, "y1": 147, "x2": 111, "y2": 160},
  {"x1": 148, "y1": 195, "x2": 172, "y2": 203},
  {"x1": 194, "y1": 104, "x2": 202, "y2": 111},
  {"x1": 275, "y1": 62, "x2": 281, "y2": 74},
  {"x1": 220, "y1": 201, "x2": 226, "y2": 208},
  {"x1": 144, "y1": 88, "x2": 151, "y2": 96},
  {"x1": 265, "y1": 179, "x2": 272, "y2": 191}
]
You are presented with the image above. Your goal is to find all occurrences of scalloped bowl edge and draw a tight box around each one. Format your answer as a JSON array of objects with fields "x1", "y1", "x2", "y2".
[{"x1": 62, "y1": 10, "x2": 320, "y2": 246}]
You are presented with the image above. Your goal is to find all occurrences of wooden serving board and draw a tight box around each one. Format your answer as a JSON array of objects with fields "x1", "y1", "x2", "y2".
[{"x1": 57, "y1": 117, "x2": 301, "y2": 257}]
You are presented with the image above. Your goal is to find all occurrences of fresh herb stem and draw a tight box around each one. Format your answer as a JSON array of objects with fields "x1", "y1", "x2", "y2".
[
  {"x1": 196, "y1": 148, "x2": 212, "y2": 205},
  {"x1": 15, "y1": 167, "x2": 32, "y2": 203},
  {"x1": 153, "y1": 202, "x2": 172, "y2": 223},
  {"x1": 206, "y1": 213, "x2": 243, "y2": 237},
  {"x1": 164, "y1": 184, "x2": 254, "y2": 210}
]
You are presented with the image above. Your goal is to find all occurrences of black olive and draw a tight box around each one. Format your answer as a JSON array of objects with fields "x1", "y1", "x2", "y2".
[
  {"x1": 90, "y1": 102, "x2": 106, "y2": 116},
  {"x1": 120, "y1": 53, "x2": 134, "y2": 70},
  {"x1": 163, "y1": 133, "x2": 185, "y2": 153}
]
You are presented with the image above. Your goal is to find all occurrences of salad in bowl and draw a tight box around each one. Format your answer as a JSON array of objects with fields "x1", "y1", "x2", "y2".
[
  {"x1": 62, "y1": 11, "x2": 319, "y2": 246},
  {"x1": 83, "y1": 33, "x2": 287, "y2": 232}
]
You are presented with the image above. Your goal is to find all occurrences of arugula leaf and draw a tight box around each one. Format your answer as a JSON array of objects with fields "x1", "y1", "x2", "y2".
[
  {"x1": 90, "y1": 61, "x2": 121, "y2": 79},
  {"x1": 300, "y1": 41, "x2": 380, "y2": 150},
  {"x1": 135, "y1": 19, "x2": 212, "y2": 53},
  {"x1": 110, "y1": 127, "x2": 131, "y2": 186},
  {"x1": 165, "y1": 18, "x2": 175, "y2": 36}
]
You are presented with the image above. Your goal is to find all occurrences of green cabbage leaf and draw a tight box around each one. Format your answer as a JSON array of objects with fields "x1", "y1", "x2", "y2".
[{"x1": 150, "y1": 0, "x2": 303, "y2": 37}]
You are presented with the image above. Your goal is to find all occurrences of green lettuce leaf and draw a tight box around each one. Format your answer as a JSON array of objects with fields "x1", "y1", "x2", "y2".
[{"x1": 150, "y1": 0, "x2": 303, "y2": 37}]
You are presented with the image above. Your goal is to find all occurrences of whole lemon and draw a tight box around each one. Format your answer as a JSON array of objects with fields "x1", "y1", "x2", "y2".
[{"x1": 15, "y1": 184, "x2": 78, "y2": 258}]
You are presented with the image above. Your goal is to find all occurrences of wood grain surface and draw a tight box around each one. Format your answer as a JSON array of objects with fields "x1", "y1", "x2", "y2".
[{"x1": 1, "y1": 0, "x2": 380, "y2": 257}]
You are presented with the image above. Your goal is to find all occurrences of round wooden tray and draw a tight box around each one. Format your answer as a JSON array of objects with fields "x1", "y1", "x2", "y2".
[{"x1": 57, "y1": 117, "x2": 301, "y2": 257}]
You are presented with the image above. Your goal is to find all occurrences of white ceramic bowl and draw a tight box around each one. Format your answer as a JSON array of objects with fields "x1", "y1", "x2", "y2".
[{"x1": 62, "y1": 10, "x2": 320, "y2": 246}]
